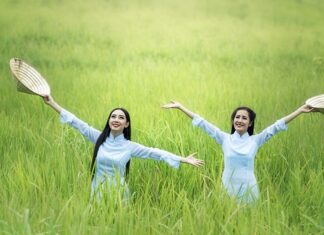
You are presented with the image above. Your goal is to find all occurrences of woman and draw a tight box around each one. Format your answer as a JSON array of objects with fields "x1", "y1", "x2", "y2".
[
  {"x1": 43, "y1": 95, "x2": 204, "y2": 201},
  {"x1": 162, "y1": 101, "x2": 315, "y2": 203}
]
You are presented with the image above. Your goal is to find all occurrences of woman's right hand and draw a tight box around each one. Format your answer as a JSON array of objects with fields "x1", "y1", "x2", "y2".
[
  {"x1": 161, "y1": 100, "x2": 182, "y2": 109},
  {"x1": 43, "y1": 95, "x2": 54, "y2": 105},
  {"x1": 42, "y1": 95, "x2": 62, "y2": 113}
]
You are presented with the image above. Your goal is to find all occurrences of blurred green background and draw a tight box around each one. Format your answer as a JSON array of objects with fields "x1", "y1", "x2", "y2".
[{"x1": 0, "y1": 0, "x2": 323, "y2": 234}]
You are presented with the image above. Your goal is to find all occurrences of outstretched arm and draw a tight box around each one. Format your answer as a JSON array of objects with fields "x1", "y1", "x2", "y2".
[
  {"x1": 283, "y1": 104, "x2": 314, "y2": 124},
  {"x1": 131, "y1": 143, "x2": 204, "y2": 168},
  {"x1": 255, "y1": 104, "x2": 316, "y2": 147},
  {"x1": 43, "y1": 95, "x2": 63, "y2": 114},
  {"x1": 162, "y1": 100, "x2": 226, "y2": 144},
  {"x1": 161, "y1": 101, "x2": 195, "y2": 119},
  {"x1": 42, "y1": 95, "x2": 100, "y2": 143}
]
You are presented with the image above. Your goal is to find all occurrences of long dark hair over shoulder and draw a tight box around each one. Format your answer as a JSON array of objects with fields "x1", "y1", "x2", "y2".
[
  {"x1": 230, "y1": 106, "x2": 256, "y2": 135},
  {"x1": 90, "y1": 108, "x2": 131, "y2": 180}
]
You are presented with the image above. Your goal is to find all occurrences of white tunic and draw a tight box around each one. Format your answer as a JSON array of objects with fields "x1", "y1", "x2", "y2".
[
  {"x1": 192, "y1": 114, "x2": 288, "y2": 203},
  {"x1": 60, "y1": 109, "x2": 181, "y2": 199}
]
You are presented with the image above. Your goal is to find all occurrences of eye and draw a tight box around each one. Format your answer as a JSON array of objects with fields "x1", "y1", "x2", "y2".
[
  {"x1": 119, "y1": 116, "x2": 125, "y2": 119},
  {"x1": 111, "y1": 114, "x2": 116, "y2": 118}
]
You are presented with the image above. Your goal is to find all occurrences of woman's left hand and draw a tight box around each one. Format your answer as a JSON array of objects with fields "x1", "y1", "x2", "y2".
[{"x1": 182, "y1": 153, "x2": 204, "y2": 167}]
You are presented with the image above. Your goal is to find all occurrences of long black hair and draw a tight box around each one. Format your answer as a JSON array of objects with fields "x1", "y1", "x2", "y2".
[
  {"x1": 91, "y1": 108, "x2": 131, "y2": 180},
  {"x1": 230, "y1": 106, "x2": 256, "y2": 135}
]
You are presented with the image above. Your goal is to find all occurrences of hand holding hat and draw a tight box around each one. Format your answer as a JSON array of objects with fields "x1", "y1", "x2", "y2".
[{"x1": 305, "y1": 94, "x2": 324, "y2": 113}]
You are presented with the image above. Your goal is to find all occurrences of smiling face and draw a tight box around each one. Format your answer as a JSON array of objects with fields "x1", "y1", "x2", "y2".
[
  {"x1": 108, "y1": 109, "x2": 129, "y2": 137},
  {"x1": 233, "y1": 109, "x2": 252, "y2": 135}
]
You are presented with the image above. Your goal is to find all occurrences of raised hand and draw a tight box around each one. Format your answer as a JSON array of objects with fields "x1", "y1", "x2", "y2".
[
  {"x1": 43, "y1": 95, "x2": 54, "y2": 105},
  {"x1": 182, "y1": 153, "x2": 204, "y2": 167},
  {"x1": 283, "y1": 104, "x2": 318, "y2": 124},
  {"x1": 299, "y1": 104, "x2": 315, "y2": 113},
  {"x1": 162, "y1": 100, "x2": 195, "y2": 119},
  {"x1": 42, "y1": 95, "x2": 62, "y2": 114},
  {"x1": 161, "y1": 101, "x2": 182, "y2": 109}
]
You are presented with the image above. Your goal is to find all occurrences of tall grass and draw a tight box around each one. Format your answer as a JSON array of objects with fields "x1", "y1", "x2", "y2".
[{"x1": 0, "y1": 0, "x2": 323, "y2": 234}]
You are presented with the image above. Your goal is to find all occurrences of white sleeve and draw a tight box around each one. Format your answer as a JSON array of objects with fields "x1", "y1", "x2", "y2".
[
  {"x1": 254, "y1": 119, "x2": 288, "y2": 147},
  {"x1": 130, "y1": 142, "x2": 181, "y2": 169},
  {"x1": 60, "y1": 109, "x2": 101, "y2": 143},
  {"x1": 192, "y1": 114, "x2": 226, "y2": 145}
]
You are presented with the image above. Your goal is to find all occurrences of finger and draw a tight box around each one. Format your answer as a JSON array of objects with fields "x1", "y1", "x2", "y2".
[
  {"x1": 190, "y1": 152, "x2": 197, "y2": 157},
  {"x1": 191, "y1": 162, "x2": 200, "y2": 167},
  {"x1": 161, "y1": 104, "x2": 170, "y2": 109},
  {"x1": 192, "y1": 162, "x2": 200, "y2": 167},
  {"x1": 198, "y1": 162, "x2": 204, "y2": 167},
  {"x1": 196, "y1": 161, "x2": 204, "y2": 165},
  {"x1": 193, "y1": 160, "x2": 204, "y2": 166}
]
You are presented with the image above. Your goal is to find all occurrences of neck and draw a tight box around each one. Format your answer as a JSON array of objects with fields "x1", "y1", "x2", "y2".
[
  {"x1": 110, "y1": 130, "x2": 123, "y2": 138},
  {"x1": 237, "y1": 131, "x2": 247, "y2": 136}
]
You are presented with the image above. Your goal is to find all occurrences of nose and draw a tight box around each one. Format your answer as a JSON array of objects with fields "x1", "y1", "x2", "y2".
[{"x1": 110, "y1": 117, "x2": 118, "y2": 122}]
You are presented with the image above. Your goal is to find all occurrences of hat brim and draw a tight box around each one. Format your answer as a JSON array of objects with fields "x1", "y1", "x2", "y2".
[
  {"x1": 9, "y1": 58, "x2": 51, "y2": 97},
  {"x1": 306, "y1": 94, "x2": 324, "y2": 113}
]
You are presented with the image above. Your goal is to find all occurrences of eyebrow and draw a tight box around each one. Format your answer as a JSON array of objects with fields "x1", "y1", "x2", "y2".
[
  {"x1": 236, "y1": 114, "x2": 248, "y2": 118},
  {"x1": 112, "y1": 114, "x2": 126, "y2": 117}
]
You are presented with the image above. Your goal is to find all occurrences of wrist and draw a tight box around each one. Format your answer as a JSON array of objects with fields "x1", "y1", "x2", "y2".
[
  {"x1": 48, "y1": 101, "x2": 56, "y2": 107},
  {"x1": 296, "y1": 108, "x2": 304, "y2": 114}
]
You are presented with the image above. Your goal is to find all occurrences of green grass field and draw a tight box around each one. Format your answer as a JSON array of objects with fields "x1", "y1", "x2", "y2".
[{"x1": 0, "y1": 0, "x2": 323, "y2": 234}]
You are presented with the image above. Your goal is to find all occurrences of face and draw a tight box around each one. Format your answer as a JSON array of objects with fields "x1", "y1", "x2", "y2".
[
  {"x1": 233, "y1": 109, "x2": 251, "y2": 135},
  {"x1": 108, "y1": 109, "x2": 129, "y2": 136}
]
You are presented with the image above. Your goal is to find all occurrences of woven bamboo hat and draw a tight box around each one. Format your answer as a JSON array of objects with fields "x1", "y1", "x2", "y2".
[
  {"x1": 9, "y1": 58, "x2": 51, "y2": 97},
  {"x1": 306, "y1": 94, "x2": 324, "y2": 113}
]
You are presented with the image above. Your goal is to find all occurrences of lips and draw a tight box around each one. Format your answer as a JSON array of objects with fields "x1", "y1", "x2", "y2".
[{"x1": 112, "y1": 123, "x2": 121, "y2": 128}]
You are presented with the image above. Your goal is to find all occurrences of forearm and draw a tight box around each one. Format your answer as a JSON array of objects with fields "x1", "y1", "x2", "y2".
[
  {"x1": 43, "y1": 96, "x2": 63, "y2": 114},
  {"x1": 178, "y1": 105, "x2": 195, "y2": 119},
  {"x1": 282, "y1": 108, "x2": 303, "y2": 124},
  {"x1": 179, "y1": 157, "x2": 188, "y2": 164},
  {"x1": 48, "y1": 101, "x2": 63, "y2": 114}
]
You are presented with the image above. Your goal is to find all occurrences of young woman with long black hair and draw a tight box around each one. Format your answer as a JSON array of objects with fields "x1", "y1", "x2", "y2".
[
  {"x1": 43, "y1": 95, "x2": 203, "y2": 201},
  {"x1": 162, "y1": 101, "x2": 316, "y2": 203}
]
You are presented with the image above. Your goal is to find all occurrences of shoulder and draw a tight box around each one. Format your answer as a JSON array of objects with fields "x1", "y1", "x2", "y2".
[{"x1": 126, "y1": 140, "x2": 140, "y2": 149}]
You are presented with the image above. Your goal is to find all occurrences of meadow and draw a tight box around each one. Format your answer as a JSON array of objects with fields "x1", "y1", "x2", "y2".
[{"x1": 0, "y1": 0, "x2": 323, "y2": 234}]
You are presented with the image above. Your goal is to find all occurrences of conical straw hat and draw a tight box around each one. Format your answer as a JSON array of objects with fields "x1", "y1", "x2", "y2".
[
  {"x1": 9, "y1": 58, "x2": 50, "y2": 97},
  {"x1": 305, "y1": 94, "x2": 324, "y2": 113}
]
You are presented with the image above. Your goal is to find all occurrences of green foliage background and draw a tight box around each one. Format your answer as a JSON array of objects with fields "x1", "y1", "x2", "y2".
[{"x1": 0, "y1": 0, "x2": 323, "y2": 234}]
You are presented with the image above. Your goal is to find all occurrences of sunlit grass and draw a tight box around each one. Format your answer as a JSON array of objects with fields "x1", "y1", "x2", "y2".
[{"x1": 0, "y1": 0, "x2": 323, "y2": 234}]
